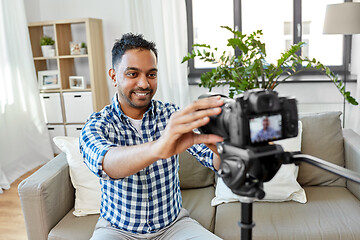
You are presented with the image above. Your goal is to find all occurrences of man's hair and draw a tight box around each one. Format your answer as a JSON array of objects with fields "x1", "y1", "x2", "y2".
[{"x1": 111, "y1": 33, "x2": 158, "y2": 69}]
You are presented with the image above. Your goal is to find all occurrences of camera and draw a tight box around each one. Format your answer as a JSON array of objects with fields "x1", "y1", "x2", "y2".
[
  {"x1": 198, "y1": 89, "x2": 299, "y2": 199},
  {"x1": 198, "y1": 89, "x2": 298, "y2": 148}
]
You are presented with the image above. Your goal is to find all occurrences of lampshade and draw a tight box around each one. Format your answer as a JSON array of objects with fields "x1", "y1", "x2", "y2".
[{"x1": 323, "y1": 2, "x2": 360, "y2": 34}]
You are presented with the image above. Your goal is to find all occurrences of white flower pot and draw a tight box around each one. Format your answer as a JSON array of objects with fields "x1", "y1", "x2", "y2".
[
  {"x1": 41, "y1": 45, "x2": 55, "y2": 57},
  {"x1": 80, "y1": 48, "x2": 87, "y2": 55}
]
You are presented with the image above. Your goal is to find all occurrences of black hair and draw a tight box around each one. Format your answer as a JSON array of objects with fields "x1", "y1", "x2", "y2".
[{"x1": 111, "y1": 33, "x2": 158, "y2": 69}]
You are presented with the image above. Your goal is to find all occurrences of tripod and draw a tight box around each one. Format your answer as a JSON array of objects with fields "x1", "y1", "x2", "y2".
[{"x1": 216, "y1": 142, "x2": 360, "y2": 240}]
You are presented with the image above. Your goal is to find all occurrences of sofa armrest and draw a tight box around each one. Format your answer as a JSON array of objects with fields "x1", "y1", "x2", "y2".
[
  {"x1": 18, "y1": 153, "x2": 75, "y2": 240},
  {"x1": 343, "y1": 129, "x2": 360, "y2": 200}
]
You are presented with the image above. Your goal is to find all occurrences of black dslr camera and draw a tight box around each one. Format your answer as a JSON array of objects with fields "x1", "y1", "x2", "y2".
[
  {"x1": 199, "y1": 89, "x2": 298, "y2": 148},
  {"x1": 198, "y1": 89, "x2": 298, "y2": 199}
]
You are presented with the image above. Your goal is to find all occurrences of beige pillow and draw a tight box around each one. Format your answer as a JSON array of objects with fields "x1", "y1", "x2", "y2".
[
  {"x1": 298, "y1": 111, "x2": 345, "y2": 186},
  {"x1": 179, "y1": 151, "x2": 215, "y2": 189},
  {"x1": 53, "y1": 136, "x2": 101, "y2": 216}
]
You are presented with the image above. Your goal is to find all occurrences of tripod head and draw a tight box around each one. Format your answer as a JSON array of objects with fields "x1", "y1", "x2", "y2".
[{"x1": 217, "y1": 142, "x2": 287, "y2": 200}]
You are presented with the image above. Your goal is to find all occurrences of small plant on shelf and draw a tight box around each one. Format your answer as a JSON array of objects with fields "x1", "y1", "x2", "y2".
[
  {"x1": 40, "y1": 36, "x2": 55, "y2": 57},
  {"x1": 80, "y1": 42, "x2": 87, "y2": 54},
  {"x1": 40, "y1": 36, "x2": 55, "y2": 46}
]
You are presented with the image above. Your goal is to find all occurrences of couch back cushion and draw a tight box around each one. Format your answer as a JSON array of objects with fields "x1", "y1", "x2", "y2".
[
  {"x1": 178, "y1": 151, "x2": 215, "y2": 189},
  {"x1": 298, "y1": 111, "x2": 345, "y2": 186}
]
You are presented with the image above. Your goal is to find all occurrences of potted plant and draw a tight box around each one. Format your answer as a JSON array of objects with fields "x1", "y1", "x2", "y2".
[
  {"x1": 182, "y1": 26, "x2": 358, "y2": 105},
  {"x1": 80, "y1": 42, "x2": 87, "y2": 55},
  {"x1": 40, "y1": 36, "x2": 55, "y2": 57}
]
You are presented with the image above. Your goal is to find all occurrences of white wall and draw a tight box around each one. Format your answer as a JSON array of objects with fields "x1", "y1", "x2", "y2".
[
  {"x1": 24, "y1": 0, "x2": 146, "y2": 99},
  {"x1": 24, "y1": 0, "x2": 360, "y2": 130}
]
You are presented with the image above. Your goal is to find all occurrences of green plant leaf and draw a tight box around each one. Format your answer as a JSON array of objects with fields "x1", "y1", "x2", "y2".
[{"x1": 182, "y1": 26, "x2": 358, "y2": 105}]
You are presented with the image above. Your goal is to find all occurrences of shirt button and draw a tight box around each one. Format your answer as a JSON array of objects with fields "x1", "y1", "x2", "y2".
[
  {"x1": 146, "y1": 170, "x2": 150, "y2": 175},
  {"x1": 148, "y1": 220, "x2": 152, "y2": 224},
  {"x1": 149, "y1": 196, "x2": 152, "y2": 201}
]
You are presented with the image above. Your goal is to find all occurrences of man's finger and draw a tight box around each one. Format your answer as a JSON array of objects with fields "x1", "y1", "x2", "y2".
[
  {"x1": 181, "y1": 96, "x2": 224, "y2": 115},
  {"x1": 171, "y1": 107, "x2": 222, "y2": 126},
  {"x1": 192, "y1": 133, "x2": 224, "y2": 145}
]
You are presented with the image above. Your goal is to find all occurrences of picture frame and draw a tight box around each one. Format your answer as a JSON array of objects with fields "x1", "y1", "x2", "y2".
[
  {"x1": 70, "y1": 42, "x2": 81, "y2": 55},
  {"x1": 69, "y1": 76, "x2": 86, "y2": 89},
  {"x1": 38, "y1": 70, "x2": 60, "y2": 89}
]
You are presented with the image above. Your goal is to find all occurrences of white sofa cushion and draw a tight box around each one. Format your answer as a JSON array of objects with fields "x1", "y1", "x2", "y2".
[{"x1": 53, "y1": 136, "x2": 101, "y2": 216}]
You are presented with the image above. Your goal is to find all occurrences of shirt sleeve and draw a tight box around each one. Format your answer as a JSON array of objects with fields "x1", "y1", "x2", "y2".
[
  {"x1": 79, "y1": 117, "x2": 117, "y2": 180},
  {"x1": 186, "y1": 144, "x2": 216, "y2": 172}
]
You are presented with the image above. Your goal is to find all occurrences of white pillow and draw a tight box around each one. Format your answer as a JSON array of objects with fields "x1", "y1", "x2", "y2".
[
  {"x1": 53, "y1": 136, "x2": 101, "y2": 216},
  {"x1": 211, "y1": 121, "x2": 307, "y2": 206}
]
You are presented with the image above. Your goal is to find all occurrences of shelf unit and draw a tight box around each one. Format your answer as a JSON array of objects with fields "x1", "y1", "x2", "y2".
[{"x1": 28, "y1": 18, "x2": 109, "y2": 153}]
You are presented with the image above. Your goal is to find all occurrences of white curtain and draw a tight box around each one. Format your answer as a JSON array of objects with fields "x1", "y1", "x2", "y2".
[
  {"x1": 125, "y1": 0, "x2": 190, "y2": 108},
  {"x1": 0, "y1": 0, "x2": 53, "y2": 193}
]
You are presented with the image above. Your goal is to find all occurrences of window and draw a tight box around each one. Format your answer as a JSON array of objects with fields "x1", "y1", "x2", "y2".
[{"x1": 186, "y1": 0, "x2": 351, "y2": 78}]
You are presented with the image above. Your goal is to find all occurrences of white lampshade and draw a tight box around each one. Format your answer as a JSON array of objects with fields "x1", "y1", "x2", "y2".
[{"x1": 323, "y1": 2, "x2": 360, "y2": 34}]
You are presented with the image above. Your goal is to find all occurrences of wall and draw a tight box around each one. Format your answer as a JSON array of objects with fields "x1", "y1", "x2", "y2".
[
  {"x1": 24, "y1": 0, "x2": 140, "y2": 99},
  {"x1": 24, "y1": 0, "x2": 360, "y2": 130}
]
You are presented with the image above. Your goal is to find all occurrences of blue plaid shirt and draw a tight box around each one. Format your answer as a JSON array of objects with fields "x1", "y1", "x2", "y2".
[{"x1": 79, "y1": 94, "x2": 215, "y2": 234}]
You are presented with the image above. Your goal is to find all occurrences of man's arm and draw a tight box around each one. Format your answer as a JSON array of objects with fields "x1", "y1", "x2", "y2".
[{"x1": 103, "y1": 96, "x2": 224, "y2": 179}]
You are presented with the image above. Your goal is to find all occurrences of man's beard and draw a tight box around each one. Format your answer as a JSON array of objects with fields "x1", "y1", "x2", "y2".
[{"x1": 120, "y1": 87, "x2": 153, "y2": 109}]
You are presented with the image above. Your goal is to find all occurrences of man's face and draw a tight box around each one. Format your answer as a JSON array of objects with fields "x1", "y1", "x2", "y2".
[
  {"x1": 262, "y1": 117, "x2": 269, "y2": 129},
  {"x1": 110, "y1": 49, "x2": 158, "y2": 116}
]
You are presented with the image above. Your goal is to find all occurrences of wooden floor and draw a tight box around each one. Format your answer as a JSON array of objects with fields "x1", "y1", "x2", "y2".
[{"x1": 0, "y1": 167, "x2": 40, "y2": 240}]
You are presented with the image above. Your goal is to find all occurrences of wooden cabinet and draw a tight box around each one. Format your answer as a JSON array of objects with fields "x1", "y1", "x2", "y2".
[{"x1": 28, "y1": 18, "x2": 109, "y2": 151}]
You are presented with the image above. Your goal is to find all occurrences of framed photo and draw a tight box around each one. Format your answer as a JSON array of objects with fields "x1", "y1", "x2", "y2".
[
  {"x1": 70, "y1": 42, "x2": 81, "y2": 55},
  {"x1": 38, "y1": 70, "x2": 60, "y2": 89},
  {"x1": 69, "y1": 76, "x2": 85, "y2": 89}
]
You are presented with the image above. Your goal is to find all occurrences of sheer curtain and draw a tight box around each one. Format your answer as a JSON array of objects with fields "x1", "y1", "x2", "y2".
[
  {"x1": 126, "y1": 0, "x2": 190, "y2": 108},
  {"x1": 0, "y1": 0, "x2": 53, "y2": 193}
]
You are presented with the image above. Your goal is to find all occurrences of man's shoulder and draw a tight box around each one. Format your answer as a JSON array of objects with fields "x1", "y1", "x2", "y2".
[{"x1": 86, "y1": 103, "x2": 116, "y2": 125}]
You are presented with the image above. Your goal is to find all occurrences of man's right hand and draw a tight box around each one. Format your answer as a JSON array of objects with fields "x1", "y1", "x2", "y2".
[{"x1": 153, "y1": 96, "x2": 224, "y2": 159}]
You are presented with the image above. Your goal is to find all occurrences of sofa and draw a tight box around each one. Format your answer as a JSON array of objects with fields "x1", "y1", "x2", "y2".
[{"x1": 18, "y1": 111, "x2": 360, "y2": 240}]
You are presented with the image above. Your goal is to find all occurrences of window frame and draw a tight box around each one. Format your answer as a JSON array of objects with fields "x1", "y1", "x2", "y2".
[{"x1": 185, "y1": 0, "x2": 352, "y2": 78}]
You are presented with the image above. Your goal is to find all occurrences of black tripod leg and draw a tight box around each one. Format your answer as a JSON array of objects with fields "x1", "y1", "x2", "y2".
[{"x1": 239, "y1": 202, "x2": 255, "y2": 240}]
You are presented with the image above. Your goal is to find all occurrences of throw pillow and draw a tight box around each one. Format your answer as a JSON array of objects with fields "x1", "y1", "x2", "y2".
[
  {"x1": 211, "y1": 121, "x2": 307, "y2": 206},
  {"x1": 179, "y1": 151, "x2": 215, "y2": 189},
  {"x1": 298, "y1": 111, "x2": 345, "y2": 186},
  {"x1": 53, "y1": 136, "x2": 101, "y2": 216}
]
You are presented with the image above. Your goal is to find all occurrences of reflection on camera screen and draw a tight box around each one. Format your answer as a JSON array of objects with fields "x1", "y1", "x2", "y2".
[{"x1": 250, "y1": 114, "x2": 282, "y2": 143}]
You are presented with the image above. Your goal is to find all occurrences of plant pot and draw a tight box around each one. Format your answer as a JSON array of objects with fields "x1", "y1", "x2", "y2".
[
  {"x1": 80, "y1": 48, "x2": 87, "y2": 55},
  {"x1": 41, "y1": 45, "x2": 55, "y2": 57}
]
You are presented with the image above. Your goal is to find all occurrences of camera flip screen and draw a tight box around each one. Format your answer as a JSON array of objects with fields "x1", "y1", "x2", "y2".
[{"x1": 250, "y1": 114, "x2": 282, "y2": 143}]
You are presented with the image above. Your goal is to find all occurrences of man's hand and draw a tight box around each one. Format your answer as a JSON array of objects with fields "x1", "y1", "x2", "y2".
[{"x1": 153, "y1": 96, "x2": 224, "y2": 159}]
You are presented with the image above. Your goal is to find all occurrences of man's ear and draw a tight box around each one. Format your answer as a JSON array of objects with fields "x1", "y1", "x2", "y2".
[{"x1": 109, "y1": 68, "x2": 117, "y2": 87}]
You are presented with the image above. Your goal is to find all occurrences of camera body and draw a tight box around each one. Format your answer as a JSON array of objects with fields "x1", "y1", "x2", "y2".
[{"x1": 199, "y1": 89, "x2": 298, "y2": 148}]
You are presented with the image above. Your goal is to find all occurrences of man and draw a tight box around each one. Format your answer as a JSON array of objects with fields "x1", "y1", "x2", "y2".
[
  {"x1": 80, "y1": 33, "x2": 223, "y2": 239},
  {"x1": 254, "y1": 116, "x2": 280, "y2": 142}
]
